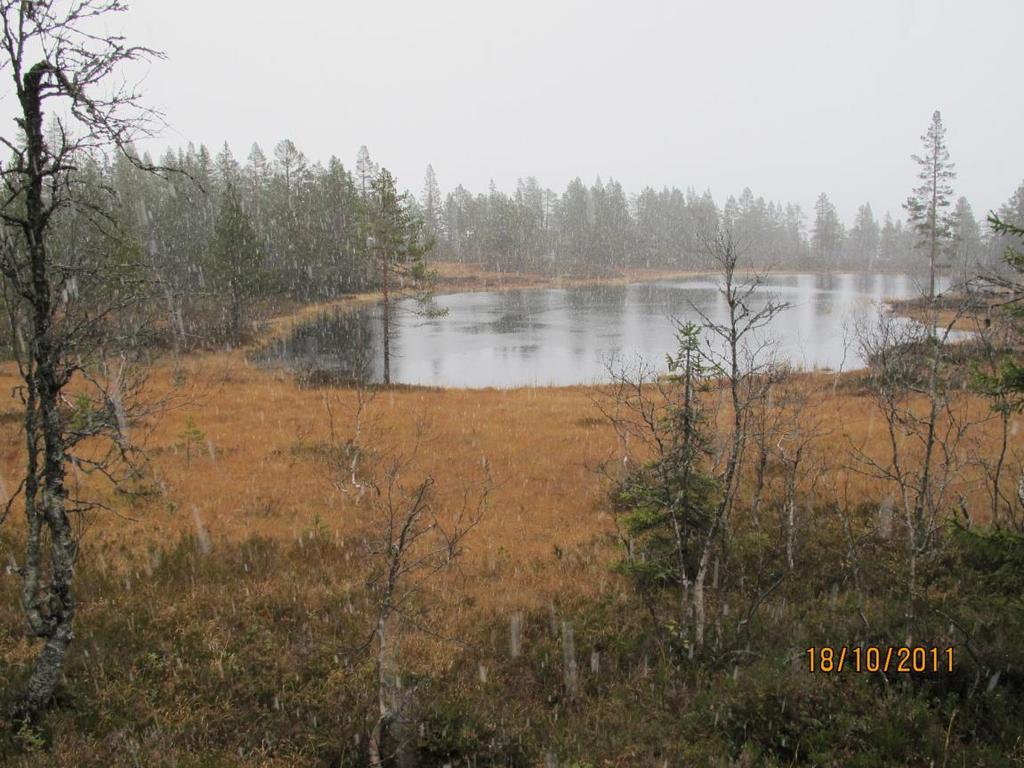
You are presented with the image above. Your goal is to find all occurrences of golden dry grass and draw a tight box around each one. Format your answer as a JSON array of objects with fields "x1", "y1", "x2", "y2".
[
  {"x1": 0, "y1": 354, "x2": 624, "y2": 612},
  {"x1": 0, "y1": 350, "x2": 1018, "y2": 621}
]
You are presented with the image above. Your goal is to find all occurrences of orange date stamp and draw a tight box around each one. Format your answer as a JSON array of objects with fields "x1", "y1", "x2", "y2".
[{"x1": 806, "y1": 646, "x2": 954, "y2": 674}]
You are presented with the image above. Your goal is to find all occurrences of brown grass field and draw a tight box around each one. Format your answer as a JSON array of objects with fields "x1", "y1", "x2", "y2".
[{"x1": 0, "y1": 347, "x2": 1016, "y2": 617}]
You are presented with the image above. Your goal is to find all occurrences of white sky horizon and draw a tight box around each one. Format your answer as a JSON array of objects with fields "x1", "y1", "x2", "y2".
[{"x1": 11, "y1": 0, "x2": 1024, "y2": 227}]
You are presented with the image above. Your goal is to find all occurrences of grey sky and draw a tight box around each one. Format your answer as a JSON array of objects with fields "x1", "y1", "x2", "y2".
[{"x1": 122, "y1": 0, "x2": 1022, "y2": 224}]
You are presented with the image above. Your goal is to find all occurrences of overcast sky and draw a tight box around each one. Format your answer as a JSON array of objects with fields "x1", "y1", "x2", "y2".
[{"x1": 120, "y1": 0, "x2": 1022, "y2": 224}]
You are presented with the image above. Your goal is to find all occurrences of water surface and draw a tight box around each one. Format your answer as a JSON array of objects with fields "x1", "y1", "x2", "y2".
[{"x1": 256, "y1": 273, "x2": 948, "y2": 388}]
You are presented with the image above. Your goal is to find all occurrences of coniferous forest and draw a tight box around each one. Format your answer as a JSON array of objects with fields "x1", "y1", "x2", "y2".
[{"x1": 45, "y1": 137, "x2": 1024, "y2": 350}]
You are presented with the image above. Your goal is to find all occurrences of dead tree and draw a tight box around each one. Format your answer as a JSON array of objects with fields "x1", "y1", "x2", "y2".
[
  {"x1": 0, "y1": 0, "x2": 162, "y2": 720},
  {"x1": 324, "y1": 384, "x2": 379, "y2": 499},
  {"x1": 747, "y1": 364, "x2": 790, "y2": 528},
  {"x1": 772, "y1": 376, "x2": 828, "y2": 570},
  {"x1": 852, "y1": 305, "x2": 982, "y2": 632},
  {"x1": 343, "y1": 424, "x2": 486, "y2": 767}
]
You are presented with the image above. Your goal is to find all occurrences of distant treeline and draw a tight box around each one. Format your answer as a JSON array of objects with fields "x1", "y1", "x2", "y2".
[
  {"x1": 76, "y1": 138, "x2": 1024, "y2": 345},
  {"x1": 437, "y1": 177, "x2": 1018, "y2": 275}
]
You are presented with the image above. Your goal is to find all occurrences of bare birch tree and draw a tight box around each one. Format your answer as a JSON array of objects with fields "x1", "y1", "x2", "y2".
[
  {"x1": 852, "y1": 307, "x2": 981, "y2": 632},
  {"x1": 689, "y1": 227, "x2": 788, "y2": 646},
  {"x1": 333, "y1": 415, "x2": 487, "y2": 767},
  {"x1": 771, "y1": 375, "x2": 828, "y2": 570},
  {"x1": 0, "y1": 0, "x2": 162, "y2": 720}
]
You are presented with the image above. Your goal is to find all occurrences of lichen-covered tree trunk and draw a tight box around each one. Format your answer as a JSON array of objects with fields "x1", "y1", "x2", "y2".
[
  {"x1": 382, "y1": 251, "x2": 391, "y2": 385},
  {"x1": 784, "y1": 471, "x2": 797, "y2": 570},
  {"x1": 368, "y1": 613, "x2": 391, "y2": 767},
  {"x1": 20, "y1": 363, "x2": 76, "y2": 715},
  {"x1": 369, "y1": 609, "x2": 415, "y2": 768},
  {"x1": 14, "y1": 61, "x2": 77, "y2": 720}
]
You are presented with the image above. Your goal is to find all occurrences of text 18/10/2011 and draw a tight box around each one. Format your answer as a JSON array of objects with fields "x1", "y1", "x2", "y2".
[{"x1": 807, "y1": 646, "x2": 954, "y2": 674}]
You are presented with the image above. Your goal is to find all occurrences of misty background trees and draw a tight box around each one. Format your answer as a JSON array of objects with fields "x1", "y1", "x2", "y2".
[{"x1": 52, "y1": 133, "x2": 1016, "y2": 352}]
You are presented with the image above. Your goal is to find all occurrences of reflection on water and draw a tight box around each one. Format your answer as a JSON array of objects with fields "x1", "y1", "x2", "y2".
[{"x1": 254, "y1": 273, "x2": 952, "y2": 388}]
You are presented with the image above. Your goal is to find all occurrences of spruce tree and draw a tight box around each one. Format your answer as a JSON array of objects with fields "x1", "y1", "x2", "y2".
[
  {"x1": 206, "y1": 182, "x2": 263, "y2": 342},
  {"x1": 848, "y1": 203, "x2": 880, "y2": 267},
  {"x1": 811, "y1": 193, "x2": 843, "y2": 265},
  {"x1": 948, "y1": 196, "x2": 981, "y2": 280},
  {"x1": 356, "y1": 145, "x2": 378, "y2": 200},
  {"x1": 990, "y1": 182, "x2": 1024, "y2": 269},
  {"x1": 421, "y1": 164, "x2": 442, "y2": 245},
  {"x1": 614, "y1": 323, "x2": 719, "y2": 630},
  {"x1": 983, "y1": 213, "x2": 1024, "y2": 396}
]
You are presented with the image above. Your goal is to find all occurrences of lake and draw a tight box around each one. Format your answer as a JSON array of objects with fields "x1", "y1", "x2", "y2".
[{"x1": 255, "y1": 272, "x2": 950, "y2": 388}]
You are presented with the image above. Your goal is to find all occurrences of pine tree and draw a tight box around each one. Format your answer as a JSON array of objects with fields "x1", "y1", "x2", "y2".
[
  {"x1": 514, "y1": 177, "x2": 547, "y2": 270},
  {"x1": 558, "y1": 177, "x2": 591, "y2": 273},
  {"x1": 245, "y1": 143, "x2": 271, "y2": 222},
  {"x1": 365, "y1": 168, "x2": 433, "y2": 384},
  {"x1": 267, "y1": 139, "x2": 313, "y2": 295},
  {"x1": 319, "y1": 156, "x2": 366, "y2": 292},
  {"x1": 603, "y1": 179, "x2": 633, "y2": 271},
  {"x1": 783, "y1": 203, "x2": 807, "y2": 261},
  {"x1": 274, "y1": 139, "x2": 308, "y2": 197},
  {"x1": 904, "y1": 110, "x2": 956, "y2": 299}
]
